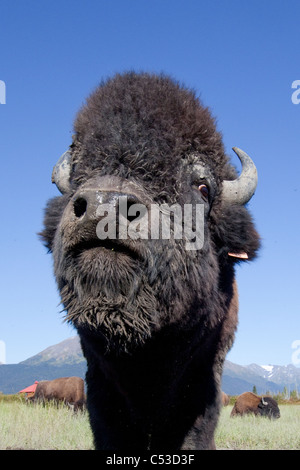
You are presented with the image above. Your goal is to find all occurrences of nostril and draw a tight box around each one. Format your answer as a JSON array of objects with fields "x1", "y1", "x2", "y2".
[{"x1": 74, "y1": 197, "x2": 87, "y2": 218}]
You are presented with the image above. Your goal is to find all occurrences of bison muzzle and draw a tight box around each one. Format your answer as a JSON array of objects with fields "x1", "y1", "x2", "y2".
[{"x1": 40, "y1": 72, "x2": 260, "y2": 450}]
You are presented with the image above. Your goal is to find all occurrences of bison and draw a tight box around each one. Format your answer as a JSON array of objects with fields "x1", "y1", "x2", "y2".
[
  {"x1": 230, "y1": 392, "x2": 280, "y2": 419},
  {"x1": 31, "y1": 377, "x2": 85, "y2": 410},
  {"x1": 40, "y1": 72, "x2": 260, "y2": 450},
  {"x1": 221, "y1": 391, "x2": 230, "y2": 406}
]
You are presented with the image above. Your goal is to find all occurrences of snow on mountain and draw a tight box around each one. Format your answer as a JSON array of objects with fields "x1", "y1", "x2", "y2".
[
  {"x1": 246, "y1": 363, "x2": 300, "y2": 386},
  {"x1": 222, "y1": 361, "x2": 300, "y2": 395},
  {"x1": 261, "y1": 365, "x2": 274, "y2": 374}
]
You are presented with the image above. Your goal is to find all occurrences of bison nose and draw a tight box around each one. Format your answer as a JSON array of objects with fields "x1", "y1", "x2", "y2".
[
  {"x1": 73, "y1": 196, "x2": 88, "y2": 218},
  {"x1": 73, "y1": 190, "x2": 141, "y2": 222}
]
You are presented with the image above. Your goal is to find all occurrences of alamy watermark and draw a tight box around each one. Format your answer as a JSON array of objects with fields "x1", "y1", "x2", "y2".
[
  {"x1": 0, "y1": 340, "x2": 6, "y2": 364},
  {"x1": 291, "y1": 80, "x2": 300, "y2": 104},
  {"x1": 0, "y1": 80, "x2": 6, "y2": 104},
  {"x1": 291, "y1": 340, "x2": 300, "y2": 366},
  {"x1": 95, "y1": 197, "x2": 205, "y2": 250}
]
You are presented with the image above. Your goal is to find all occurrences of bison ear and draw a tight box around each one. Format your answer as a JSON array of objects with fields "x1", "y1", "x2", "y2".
[
  {"x1": 211, "y1": 204, "x2": 261, "y2": 262},
  {"x1": 51, "y1": 150, "x2": 72, "y2": 194},
  {"x1": 38, "y1": 195, "x2": 69, "y2": 252},
  {"x1": 228, "y1": 252, "x2": 248, "y2": 260}
]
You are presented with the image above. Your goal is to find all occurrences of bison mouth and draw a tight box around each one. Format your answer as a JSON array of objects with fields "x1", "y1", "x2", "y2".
[
  {"x1": 69, "y1": 237, "x2": 145, "y2": 263},
  {"x1": 74, "y1": 239, "x2": 139, "y2": 258},
  {"x1": 60, "y1": 237, "x2": 158, "y2": 355}
]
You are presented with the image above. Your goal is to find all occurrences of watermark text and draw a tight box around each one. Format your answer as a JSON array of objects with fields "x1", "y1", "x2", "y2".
[
  {"x1": 0, "y1": 80, "x2": 6, "y2": 104},
  {"x1": 292, "y1": 340, "x2": 300, "y2": 366},
  {"x1": 291, "y1": 80, "x2": 300, "y2": 105},
  {"x1": 95, "y1": 198, "x2": 205, "y2": 251}
]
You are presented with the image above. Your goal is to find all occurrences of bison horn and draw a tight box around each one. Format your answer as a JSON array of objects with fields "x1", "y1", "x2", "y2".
[
  {"x1": 222, "y1": 147, "x2": 258, "y2": 205},
  {"x1": 261, "y1": 397, "x2": 268, "y2": 406},
  {"x1": 51, "y1": 150, "x2": 72, "y2": 194}
]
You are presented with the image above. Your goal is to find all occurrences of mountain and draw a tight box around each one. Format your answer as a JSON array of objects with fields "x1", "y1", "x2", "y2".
[
  {"x1": 221, "y1": 360, "x2": 275, "y2": 395},
  {"x1": 20, "y1": 336, "x2": 85, "y2": 366},
  {"x1": 222, "y1": 361, "x2": 300, "y2": 395},
  {"x1": 0, "y1": 337, "x2": 87, "y2": 394},
  {"x1": 0, "y1": 336, "x2": 299, "y2": 395},
  {"x1": 246, "y1": 363, "x2": 300, "y2": 387}
]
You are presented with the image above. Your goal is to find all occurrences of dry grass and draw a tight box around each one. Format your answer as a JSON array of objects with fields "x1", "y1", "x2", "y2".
[
  {"x1": 215, "y1": 404, "x2": 300, "y2": 450},
  {"x1": 1, "y1": 398, "x2": 300, "y2": 450},
  {"x1": 0, "y1": 399, "x2": 94, "y2": 450}
]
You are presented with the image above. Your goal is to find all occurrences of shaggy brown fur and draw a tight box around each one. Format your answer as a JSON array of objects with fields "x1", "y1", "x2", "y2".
[
  {"x1": 31, "y1": 377, "x2": 85, "y2": 409},
  {"x1": 230, "y1": 392, "x2": 280, "y2": 418},
  {"x1": 40, "y1": 72, "x2": 260, "y2": 450},
  {"x1": 221, "y1": 391, "x2": 230, "y2": 406}
]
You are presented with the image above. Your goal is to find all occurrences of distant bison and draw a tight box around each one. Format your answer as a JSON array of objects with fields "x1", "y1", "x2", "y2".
[
  {"x1": 31, "y1": 377, "x2": 85, "y2": 410},
  {"x1": 221, "y1": 391, "x2": 230, "y2": 406},
  {"x1": 230, "y1": 392, "x2": 280, "y2": 419},
  {"x1": 40, "y1": 72, "x2": 260, "y2": 449}
]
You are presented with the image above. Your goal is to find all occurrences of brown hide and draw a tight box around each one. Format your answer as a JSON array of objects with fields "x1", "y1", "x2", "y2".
[
  {"x1": 221, "y1": 392, "x2": 230, "y2": 406},
  {"x1": 33, "y1": 376, "x2": 85, "y2": 406},
  {"x1": 231, "y1": 392, "x2": 262, "y2": 416}
]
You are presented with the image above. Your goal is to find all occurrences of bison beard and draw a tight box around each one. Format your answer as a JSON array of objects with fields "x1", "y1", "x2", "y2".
[
  {"x1": 59, "y1": 249, "x2": 159, "y2": 354},
  {"x1": 40, "y1": 72, "x2": 260, "y2": 450}
]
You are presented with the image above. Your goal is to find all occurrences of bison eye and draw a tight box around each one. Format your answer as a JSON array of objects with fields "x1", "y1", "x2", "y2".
[{"x1": 198, "y1": 184, "x2": 209, "y2": 199}]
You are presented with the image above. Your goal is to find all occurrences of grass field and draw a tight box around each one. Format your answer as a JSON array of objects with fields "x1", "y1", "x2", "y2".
[
  {"x1": 215, "y1": 404, "x2": 300, "y2": 450},
  {"x1": 0, "y1": 398, "x2": 299, "y2": 450},
  {"x1": 0, "y1": 399, "x2": 94, "y2": 450}
]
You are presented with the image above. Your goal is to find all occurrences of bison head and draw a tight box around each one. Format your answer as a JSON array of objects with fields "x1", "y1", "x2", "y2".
[
  {"x1": 40, "y1": 72, "x2": 260, "y2": 356},
  {"x1": 258, "y1": 397, "x2": 281, "y2": 419}
]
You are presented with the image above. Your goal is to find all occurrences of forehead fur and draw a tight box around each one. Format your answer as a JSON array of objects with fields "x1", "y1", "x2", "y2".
[{"x1": 70, "y1": 72, "x2": 235, "y2": 188}]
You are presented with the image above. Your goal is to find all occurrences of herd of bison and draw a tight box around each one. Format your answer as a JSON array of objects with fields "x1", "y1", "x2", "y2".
[{"x1": 26, "y1": 376, "x2": 281, "y2": 421}]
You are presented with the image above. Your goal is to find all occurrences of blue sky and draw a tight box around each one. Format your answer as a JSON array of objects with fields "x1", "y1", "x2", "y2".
[{"x1": 1, "y1": 0, "x2": 299, "y2": 366}]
